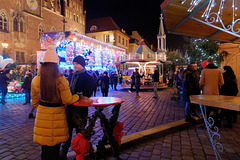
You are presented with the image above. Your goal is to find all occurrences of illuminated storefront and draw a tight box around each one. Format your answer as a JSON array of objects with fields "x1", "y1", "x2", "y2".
[{"x1": 38, "y1": 31, "x2": 125, "y2": 71}]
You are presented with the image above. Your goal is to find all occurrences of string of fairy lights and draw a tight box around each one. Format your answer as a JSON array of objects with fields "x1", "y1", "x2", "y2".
[{"x1": 181, "y1": 0, "x2": 238, "y2": 24}]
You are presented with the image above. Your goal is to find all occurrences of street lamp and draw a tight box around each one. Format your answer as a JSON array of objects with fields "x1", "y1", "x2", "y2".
[{"x1": 2, "y1": 40, "x2": 8, "y2": 57}]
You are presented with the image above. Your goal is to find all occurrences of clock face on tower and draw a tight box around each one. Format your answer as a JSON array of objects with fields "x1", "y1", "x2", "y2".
[
  {"x1": 27, "y1": 0, "x2": 38, "y2": 10},
  {"x1": 24, "y1": 0, "x2": 41, "y2": 16}
]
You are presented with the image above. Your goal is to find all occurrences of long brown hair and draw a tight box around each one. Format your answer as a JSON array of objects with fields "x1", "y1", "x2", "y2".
[{"x1": 40, "y1": 62, "x2": 62, "y2": 102}]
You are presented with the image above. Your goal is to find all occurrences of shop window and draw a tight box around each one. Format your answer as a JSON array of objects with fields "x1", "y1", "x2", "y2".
[
  {"x1": 38, "y1": 23, "x2": 44, "y2": 39},
  {"x1": 19, "y1": 19, "x2": 23, "y2": 32},
  {"x1": 80, "y1": 16, "x2": 82, "y2": 24},
  {"x1": 16, "y1": 51, "x2": 25, "y2": 63},
  {"x1": 13, "y1": 18, "x2": 18, "y2": 31},
  {"x1": 67, "y1": 0, "x2": 69, "y2": 6},
  {"x1": 105, "y1": 35, "x2": 110, "y2": 43},
  {"x1": 0, "y1": 11, "x2": 8, "y2": 31}
]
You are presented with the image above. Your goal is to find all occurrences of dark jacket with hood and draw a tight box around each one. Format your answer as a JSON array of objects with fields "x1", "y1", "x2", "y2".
[
  {"x1": 0, "y1": 70, "x2": 10, "y2": 88},
  {"x1": 22, "y1": 73, "x2": 33, "y2": 90},
  {"x1": 70, "y1": 69, "x2": 94, "y2": 97},
  {"x1": 219, "y1": 72, "x2": 238, "y2": 96},
  {"x1": 153, "y1": 70, "x2": 159, "y2": 82}
]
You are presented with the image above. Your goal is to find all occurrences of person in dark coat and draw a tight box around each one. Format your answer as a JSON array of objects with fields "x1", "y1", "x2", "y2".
[
  {"x1": 135, "y1": 68, "x2": 144, "y2": 98},
  {"x1": 152, "y1": 67, "x2": 159, "y2": 98},
  {"x1": 60, "y1": 56, "x2": 94, "y2": 159},
  {"x1": 130, "y1": 71, "x2": 135, "y2": 91},
  {"x1": 183, "y1": 64, "x2": 200, "y2": 122},
  {"x1": 219, "y1": 66, "x2": 238, "y2": 128},
  {"x1": 0, "y1": 69, "x2": 10, "y2": 104},
  {"x1": 119, "y1": 71, "x2": 123, "y2": 85},
  {"x1": 67, "y1": 69, "x2": 74, "y2": 84},
  {"x1": 91, "y1": 71, "x2": 98, "y2": 97},
  {"x1": 100, "y1": 71, "x2": 110, "y2": 97},
  {"x1": 110, "y1": 72, "x2": 114, "y2": 89},
  {"x1": 22, "y1": 70, "x2": 33, "y2": 105},
  {"x1": 113, "y1": 71, "x2": 118, "y2": 90}
]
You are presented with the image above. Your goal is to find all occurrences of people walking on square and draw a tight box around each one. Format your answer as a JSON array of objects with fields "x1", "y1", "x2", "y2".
[
  {"x1": 199, "y1": 57, "x2": 224, "y2": 126},
  {"x1": 60, "y1": 55, "x2": 94, "y2": 159},
  {"x1": 135, "y1": 68, "x2": 144, "y2": 98},
  {"x1": 31, "y1": 45, "x2": 80, "y2": 160},
  {"x1": 0, "y1": 69, "x2": 10, "y2": 104},
  {"x1": 152, "y1": 67, "x2": 159, "y2": 98},
  {"x1": 100, "y1": 71, "x2": 110, "y2": 97},
  {"x1": 219, "y1": 66, "x2": 238, "y2": 128},
  {"x1": 22, "y1": 70, "x2": 33, "y2": 105},
  {"x1": 183, "y1": 64, "x2": 200, "y2": 122}
]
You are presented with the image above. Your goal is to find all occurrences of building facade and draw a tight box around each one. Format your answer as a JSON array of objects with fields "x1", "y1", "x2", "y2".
[
  {"x1": 86, "y1": 17, "x2": 130, "y2": 54},
  {"x1": 0, "y1": 0, "x2": 85, "y2": 64}
]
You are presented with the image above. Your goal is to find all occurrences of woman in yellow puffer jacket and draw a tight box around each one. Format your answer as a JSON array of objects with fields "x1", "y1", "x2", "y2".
[{"x1": 31, "y1": 45, "x2": 79, "y2": 160}]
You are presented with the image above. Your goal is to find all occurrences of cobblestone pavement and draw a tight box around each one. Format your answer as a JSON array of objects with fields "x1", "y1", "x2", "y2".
[
  {"x1": 107, "y1": 122, "x2": 240, "y2": 160},
  {"x1": 0, "y1": 87, "x2": 184, "y2": 160},
  {"x1": 1, "y1": 87, "x2": 239, "y2": 159}
]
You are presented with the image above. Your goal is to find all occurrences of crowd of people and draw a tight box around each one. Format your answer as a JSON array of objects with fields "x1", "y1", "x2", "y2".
[
  {"x1": 180, "y1": 57, "x2": 238, "y2": 129},
  {"x1": 1, "y1": 45, "x2": 239, "y2": 159}
]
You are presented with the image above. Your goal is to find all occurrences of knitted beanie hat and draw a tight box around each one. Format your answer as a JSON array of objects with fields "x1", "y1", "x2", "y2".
[
  {"x1": 73, "y1": 56, "x2": 85, "y2": 67},
  {"x1": 43, "y1": 45, "x2": 59, "y2": 63}
]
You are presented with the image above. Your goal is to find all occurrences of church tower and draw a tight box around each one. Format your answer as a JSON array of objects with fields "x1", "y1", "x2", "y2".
[{"x1": 157, "y1": 14, "x2": 166, "y2": 61}]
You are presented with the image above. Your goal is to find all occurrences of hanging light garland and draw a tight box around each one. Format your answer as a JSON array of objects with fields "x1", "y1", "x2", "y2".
[{"x1": 181, "y1": 0, "x2": 240, "y2": 35}]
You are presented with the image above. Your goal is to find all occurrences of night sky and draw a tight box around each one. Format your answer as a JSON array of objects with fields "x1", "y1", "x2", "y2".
[{"x1": 84, "y1": 0, "x2": 165, "y2": 50}]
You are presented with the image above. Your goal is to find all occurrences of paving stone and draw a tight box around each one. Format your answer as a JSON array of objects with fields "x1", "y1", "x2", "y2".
[
  {"x1": 129, "y1": 152, "x2": 140, "y2": 158},
  {"x1": 141, "y1": 151, "x2": 152, "y2": 157},
  {"x1": 151, "y1": 155, "x2": 161, "y2": 160},
  {"x1": 181, "y1": 156, "x2": 194, "y2": 160},
  {"x1": 2, "y1": 155, "x2": 15, "y2": 160},
  {"x1": 171, "y1": 156, "x2": 182, "y2": 160}
]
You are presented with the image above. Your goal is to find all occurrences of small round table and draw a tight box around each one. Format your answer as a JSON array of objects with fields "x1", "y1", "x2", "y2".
[
  {"x1": 73, "y1": 97, "x2": 125, "y2": 159},
  {"x1": 73, "y1": 97, "x2": 125, "y2": 107}
]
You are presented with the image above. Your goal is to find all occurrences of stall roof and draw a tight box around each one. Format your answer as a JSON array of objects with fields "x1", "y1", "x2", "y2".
[
  {"x1": 161, "y1": 0, "x2": 240, "y2": 43},
  {"x1": 130, "y1": 41, "x2": 155, "y2": 55},
  {"x1": 41, "y1": 31, "x2": 125, "y2": 51}
]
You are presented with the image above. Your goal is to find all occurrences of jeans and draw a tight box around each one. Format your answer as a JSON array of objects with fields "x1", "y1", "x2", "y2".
[
  {"x1": 0, "y1": 87, "x2": 7, "y2": 102},
  {"x1": 153, "y1": 82, "x2": 158, "y2": 97},
  {"x1": 41, "y1": 143, "x2": 61, "y2": 160},
  {"x1": 135, "y1": 84, "x2": 140, "y2": 93},
  {"x1": 61, "y1": 105, "x2": 88, "y2": 154},
  {"x1": 25, "y1": 89, "x2": 31, "y2": 103}
]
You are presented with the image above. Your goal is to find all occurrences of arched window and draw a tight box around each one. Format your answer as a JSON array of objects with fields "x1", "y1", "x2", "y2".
[
  {"x1": 90, "y1": 25, "x2": 98, "y2": 31},
  {"x1": 13, "y1": 18, "x2": 18, "y2": 31},
  {"x1": 0, "y1": 11, "x2": 8, "y2": 31},
  {"x1": 39, "y1": 23, "x2": 45, "y2": 39},
  {"x1": 19, "y1": 19, "x2": 23, "y2": 32}
]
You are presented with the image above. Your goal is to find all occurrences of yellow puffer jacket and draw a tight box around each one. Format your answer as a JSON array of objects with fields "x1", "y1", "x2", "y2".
[{"x1": 31, "y1": 75, "x2": 79, "y2": 146}]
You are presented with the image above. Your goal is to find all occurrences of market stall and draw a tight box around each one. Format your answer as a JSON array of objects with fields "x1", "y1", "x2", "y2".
[
  {"x1": 118, "y1": 41, "x2": 165, "y2": 87},
  {"x1": 38, "y1": 31, "x2": 125, "y2": 71}
]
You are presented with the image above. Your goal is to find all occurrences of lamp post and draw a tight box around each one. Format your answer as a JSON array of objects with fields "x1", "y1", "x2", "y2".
[{"x1": 2, "y1": 40, "x2": 9, "y2": 57}]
